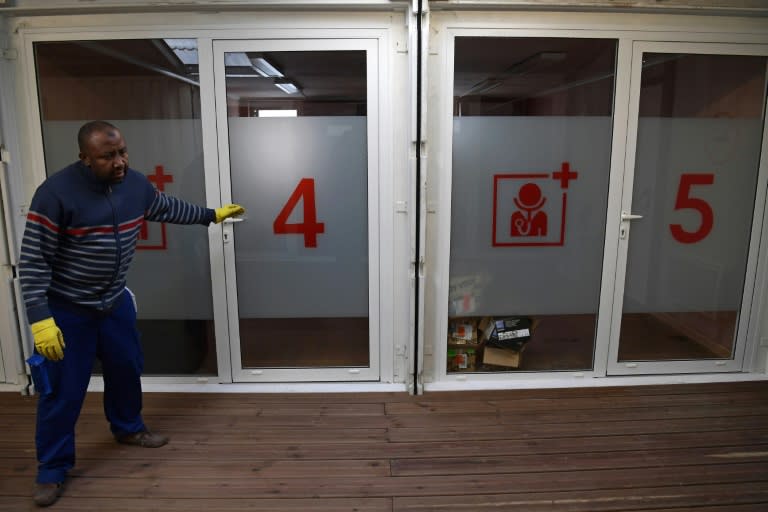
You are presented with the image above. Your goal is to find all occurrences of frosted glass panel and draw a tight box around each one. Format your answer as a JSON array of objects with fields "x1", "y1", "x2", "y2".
[
  {"x1": 448, "y1": 37, "x2": 617, "y2": 373},
  {"x1": 451, "y1": 116, "x2": 612, "y2": 315},
  {"x1": 618, "y1": 53, "x2": 768, "y2": 362},
  {"x1": 35, "y1": 39, "x2": 215, "y2": 375},
  {"x1": 229, "y1": 117, "x2": 368, "y2": 318},
  {"x1": 224, "y1": 49, "x2": 370, "y2": 368}
]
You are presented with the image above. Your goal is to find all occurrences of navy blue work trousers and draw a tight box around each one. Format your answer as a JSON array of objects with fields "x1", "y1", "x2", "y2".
[{"x1": 35, "y1": 289, "x2": 147, "y2": 484}]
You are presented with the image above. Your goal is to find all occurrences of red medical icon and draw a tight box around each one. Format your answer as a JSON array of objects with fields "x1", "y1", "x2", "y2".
[
  {"x1": 511, "y1": 182, "x2": 548, "y2": 237},
  {"x1": 138, "y1": 164, "x2": 172, "y2": 250},
  {"x1": 492, "y1": 162, "x2": 578, "y2": 247}
]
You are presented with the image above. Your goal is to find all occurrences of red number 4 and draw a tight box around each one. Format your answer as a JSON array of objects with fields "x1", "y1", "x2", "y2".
[
  {"x1": 273, "y1": 178, "x2": 325, "y2": 248},
  {"x1": 669, "y1": 173, "x2": 714, "y2": 244}
]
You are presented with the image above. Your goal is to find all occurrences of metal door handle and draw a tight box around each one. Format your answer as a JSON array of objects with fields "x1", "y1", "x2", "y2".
[
  {"x1": 223, "y1": 217, "x2": 244, "y2": 224},
  {"x1": 619, "y1": 211, "x2": 643, "y2": 239},
  {"x1": 621, "y1": 211, "x2": 643, "y2": 221}
]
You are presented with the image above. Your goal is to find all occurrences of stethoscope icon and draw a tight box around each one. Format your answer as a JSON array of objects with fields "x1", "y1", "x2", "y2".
[{"x1": 512, "y1": 183, "x2": 547, "y2": 236}]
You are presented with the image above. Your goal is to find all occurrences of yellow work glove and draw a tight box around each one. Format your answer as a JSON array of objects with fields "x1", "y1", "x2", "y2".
[
  {"x1": 215, "y1": 204, "x2": 245, "y2": 224},
  {"x1": 31, "y1": 317, "x2": 65, "y2": 361}
]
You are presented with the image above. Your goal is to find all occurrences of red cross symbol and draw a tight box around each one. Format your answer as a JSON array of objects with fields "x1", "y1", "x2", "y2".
[
  {"x1": 552, "y1": 161, "x2": 578, "y2": 189},
  {"x1": 138, "y1": 164, "x2": 173, "y2": 249},
  {"x1": 148, "y1": 164, "x2": 174, "y2": 191}
]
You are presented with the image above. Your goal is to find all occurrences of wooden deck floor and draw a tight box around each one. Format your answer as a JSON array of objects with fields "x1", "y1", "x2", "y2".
[{"x1": 1, "y1": 381, "x2": 768, "y2": 511}]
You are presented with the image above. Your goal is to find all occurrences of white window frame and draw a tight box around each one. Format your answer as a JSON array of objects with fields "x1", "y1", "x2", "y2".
[
  {"x1": 424, "y1": 11, "x2": 768, "y2": 390},
  {"x1": 606, "y1": 40, "x2": 768, "y2": 376},
  {"x1": 10, "y1": 11, "x2": 408, "y2": 391},
  {"x1": 213, "y1": 36, "x2": 383, "y2": 383}
]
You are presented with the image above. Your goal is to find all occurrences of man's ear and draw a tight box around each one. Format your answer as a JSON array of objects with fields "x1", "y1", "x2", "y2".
[{"x1": 79, "y1": 152, "x2": 90, "y2": 166}]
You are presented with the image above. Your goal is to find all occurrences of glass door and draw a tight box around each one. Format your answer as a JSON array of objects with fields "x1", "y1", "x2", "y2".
[
  {"x1": 213, "y1": 39, "x2": 380, "y2": 382},
  {"x1": 443, "y1": 36, "x2": 618, "y2": 375},
  {"x1": 607, "y1": 42, "x2": 768, "y2": 375}
]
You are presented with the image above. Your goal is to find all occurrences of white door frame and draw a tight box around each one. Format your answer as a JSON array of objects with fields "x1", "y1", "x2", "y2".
[
  {"x1": 423, "y1": 11, "x2": 768, "y2": 388},
  {"x1": 212, "y1": 36, "x2": 384, "y2": 382},
  {"x1": 11, "y1": 11, "x2": 406, "y2": 388},
  {"x1": 605, "y1": 41, "x2": 768, "y2": 376}
]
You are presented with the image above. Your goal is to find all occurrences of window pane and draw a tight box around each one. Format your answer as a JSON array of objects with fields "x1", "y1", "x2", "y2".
[
  {"x1": 618, "y1": 53, "x2": 768, "y2": 361},
  {"x1": 224, "y1": 50, "x2": 369, "y2": 368},
  {"x1": 449, "y1": 37, "x2": 617, "y2": 373},
  {"x1": 34, "y1": 39, "x2": 215, "y2": 375}
]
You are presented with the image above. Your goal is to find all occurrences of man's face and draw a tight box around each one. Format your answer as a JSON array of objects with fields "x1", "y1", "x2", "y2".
[{"x1": 79, "y1": 129, "x2": 128, "y2": 184}]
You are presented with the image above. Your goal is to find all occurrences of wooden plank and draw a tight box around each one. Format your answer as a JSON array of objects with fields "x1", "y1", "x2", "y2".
[
  {"x1": 2, "y1": 381, "x2": 766, "y2": 411},
  {"x1": 0, "y1": 496, "x2": 393, "y2": 511},
  {"x1": 21, "y1": 398, "x2": 765, "y2": 425},
  {"x1": 1, "y1": 462, "x2": 767, "y2": 499},
  {"x1": 385, "y1": 390, "x2": 768, "y2": 415},
  {"x1": 3, "y1": 411, "x2": 391, "y2": 429},
  {"x1": 11, "y1": 445, "x2": 766, "y2": 480},
  {"x1": 387, "y1": 404, "x2": 768, "y2": 428},
  {"x1": 3, "y1": 429, "x2": 767, "y2": 461},
  {"x1": 394, "y1": 482, "x2": 768, "y2": 511},
  {"x1": 388, "y1": 415, "x2": 768, "y2": 442},
  {"x1": 390, "y1": 446, "x2": 768, "y2": 476},
  {"x1": 8, "y1": 403, "x2": 766, "y2": 437},
  {"x1": 3, "y1": 384, "x2": 768, "y2": 511},
  {"x1": 2, "y1": 424, "x2": 388, "y2": 443},
  {"x1": 0, "y1": 457, "x2": 391, "y2": 478}
]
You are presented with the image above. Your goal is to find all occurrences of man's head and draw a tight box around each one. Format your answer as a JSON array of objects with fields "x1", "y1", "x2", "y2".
[{"x1": 78, "y1": 121, "x2": 128, "y2": 184}]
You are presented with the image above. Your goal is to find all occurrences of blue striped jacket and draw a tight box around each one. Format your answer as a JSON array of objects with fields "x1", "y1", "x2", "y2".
[{"x1": 19, "y1": 161, "x2": 216, "y2": 323}]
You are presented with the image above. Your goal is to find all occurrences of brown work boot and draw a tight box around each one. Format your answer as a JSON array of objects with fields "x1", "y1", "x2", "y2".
[
  {"x1": 33, "y1": 481, "x2": 64, "y2": 507},
  {"x1": 115, "y1": 430, "x2": 169, "y2": 448}
]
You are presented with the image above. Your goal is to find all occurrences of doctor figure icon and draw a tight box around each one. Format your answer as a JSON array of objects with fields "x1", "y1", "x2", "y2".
[{"x1": 511, "y1": 182, "x2": 548, "y2": 237}]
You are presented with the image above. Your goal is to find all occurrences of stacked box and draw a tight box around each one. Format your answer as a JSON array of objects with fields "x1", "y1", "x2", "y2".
[
  {"x1": 447, "y1": 318, "x2": 479, "y2": 345},
  {"x1": 481, "y1": 317, "x2": 539, "y2": 369},
  {"x1": 447, "y1": 347, "x2": 478, "y2": 372},
  {"x1": 483, "y1": 345, "x2": 525, "y2": 368},
  {"x1": 446, "y1": 316, "x2": 539, "y2": 372}
]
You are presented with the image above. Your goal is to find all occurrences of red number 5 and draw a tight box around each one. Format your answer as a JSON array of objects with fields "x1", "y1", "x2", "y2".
[
  {"x1": 273, "y1": 178, "x2": 325, "y2": 248},
  {"x1": 669, "y1": 173, "x2": 714, "y2": 244}
]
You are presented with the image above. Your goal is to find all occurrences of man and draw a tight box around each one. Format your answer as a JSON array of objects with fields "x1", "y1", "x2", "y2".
[{"x1": 19, "y1": 120, "x2": 245, "y2": 507}]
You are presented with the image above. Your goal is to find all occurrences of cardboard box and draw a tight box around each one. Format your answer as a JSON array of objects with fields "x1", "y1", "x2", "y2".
[
  {"x1": 478, "y1": 316, "x2": 494, "y2": 342},
  {"x1": 448, "y1": 318, "x2": 479, "y2": 345},
  {"x1": 483, "y1": 345, "x2": 523, "y2": 368},
  {"x1": 447, "y1": 347, "x2": 478, "y2": 372}
]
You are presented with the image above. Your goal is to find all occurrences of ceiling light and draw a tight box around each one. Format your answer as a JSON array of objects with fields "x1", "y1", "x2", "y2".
[
  {"x1": 250, "y1": 57, "x2": 283, "y2": 78},
  {"x1": 224, "y1": 52, "x2": 253, "y2": 67},
  {"x1": 258, "y1": 109, "x2": 298, "y2": 117},
  {"x1": 466, "y1": 79, "x2": 503, "y2": 96},
  {"x1": 274, "y1": 81, "x2": 300, "y2": 94}
]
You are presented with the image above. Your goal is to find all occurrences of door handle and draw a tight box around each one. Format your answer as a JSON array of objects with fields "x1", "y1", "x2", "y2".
[
  {"x1": 620, "y1": 211, "x2": 643, "y2": 239},
  {"x1": 621, "y1": 211, "x2": 643, "y2": 221},
  {"x1": 223, "y1": 217, "x2": 244, "y2": 224}
]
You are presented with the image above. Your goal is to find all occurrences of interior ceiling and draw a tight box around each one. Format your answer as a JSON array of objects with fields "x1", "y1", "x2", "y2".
[
  {"x1": 34, "y1": 37, "x2": 617, "y2": 102},
  {"x1": 453, "y1": 37, "x2": 617, "y2": 100},
  {"x1": 34, "y1": 40, "x2": 368, "y2": 102}
]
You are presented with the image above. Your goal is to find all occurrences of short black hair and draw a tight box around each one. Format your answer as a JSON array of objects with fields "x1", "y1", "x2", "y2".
[{"x1": 77, "y1": 121, "x2": 119, "y2": 151}]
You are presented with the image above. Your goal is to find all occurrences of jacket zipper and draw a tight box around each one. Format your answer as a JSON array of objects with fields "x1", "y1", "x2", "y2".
[{"x1": 103, "y1": 185, "x2": 122, "y2": 309}]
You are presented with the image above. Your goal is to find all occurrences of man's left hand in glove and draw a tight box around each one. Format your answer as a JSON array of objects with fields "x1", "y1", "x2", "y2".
[{"x1": 215, "y1": 204, "x2": 246, "y2": 223}]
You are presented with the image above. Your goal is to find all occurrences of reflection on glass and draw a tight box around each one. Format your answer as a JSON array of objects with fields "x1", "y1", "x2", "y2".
[
  {"x1": 224, "y1": 50, "x2": 370, "y2": 368},
  {"x1": 449, "y1": 37, "x2": 617, "y2": 373},
  {"x1": 34, "y1": 39, "x2": 215, "y2": 375},
  {"x1": 618, "y1": 53, "x2": 768, "y2": 362}
]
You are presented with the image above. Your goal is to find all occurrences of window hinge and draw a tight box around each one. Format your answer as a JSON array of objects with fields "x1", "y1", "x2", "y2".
[{"x1": 1, "y1": 48, "x2": 18, "y2": 60}]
